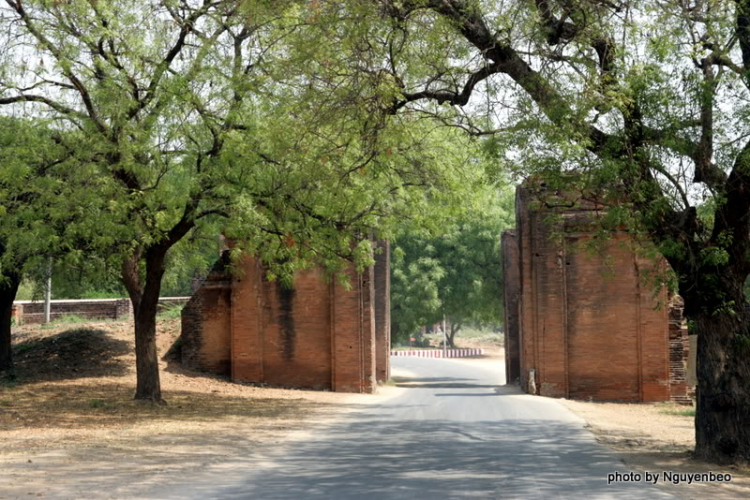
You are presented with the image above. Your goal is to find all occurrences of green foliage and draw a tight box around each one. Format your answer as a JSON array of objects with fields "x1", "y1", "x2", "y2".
[
  {"x1": 659, "y1": 407, "x2": 696, "y2": 417},
  {"x1": 455, "y1": 325, "x2": 503, "y2": 343},
  {"x1": 157, "y1": 304, "x2": 184, "y2": 321},
  {"x1": 315, "y1": 0, "x2": 750, "y2": 317},
  {"x1": 52, "y1": 315, "x2": 90, "y2": 325},
  {"x1": 391, "y1": 184, "x2": 515, "y2": 342},
  {"x1": 0, "y1": 1, "x2": 498, "y2": 398},
  {"x1": 0, "y1": 116, "x2": 96, "y2": 279},
  {"x1": 0, "y1": 0, "x2": 481, "y2": 294},
  {"x1": 89, "y1": 399, "x2": 105, "y2": 409}
]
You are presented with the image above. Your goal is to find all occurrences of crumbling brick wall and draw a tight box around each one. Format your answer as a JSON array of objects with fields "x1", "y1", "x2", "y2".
[
  {"x1": 181, "y1": 246, "x2": 389, "y2": 393},
  {"x1": 668, "y1": 295, "x2": 692, "y2": 404},
  {"x1": 501, "y1": 230, "x2": 520, "y2": 384},
  {"x1": 13, "y1": 297, "x2": 186, "y2": 324},
  {"x1": 505, "y1": 184, "x2": 691, "y2": 402},
  {"x1": 180, "y1": 255, "x2": 233, "y2": 375}
]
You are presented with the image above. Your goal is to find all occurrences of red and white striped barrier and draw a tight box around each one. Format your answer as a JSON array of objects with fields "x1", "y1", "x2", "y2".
[{"x1": 390, "y1": 348, "x2": 484, "y2": 358}]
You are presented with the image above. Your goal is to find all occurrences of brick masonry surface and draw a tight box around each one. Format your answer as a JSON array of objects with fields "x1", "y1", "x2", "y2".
[
  {"x1": 503, "y1": 183, "x2": 691, "y2": 403},
  {"x1": 180, "y1": 244, "x2": 391, "y2": 393},
  {"x1": 501, "y1": 230, "x2": 520, "y2": 384},
  {"x1": 12, "y1": 297, "x2": 189, "y2": 324}
]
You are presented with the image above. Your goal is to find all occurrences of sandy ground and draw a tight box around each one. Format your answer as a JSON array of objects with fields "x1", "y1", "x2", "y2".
[
  {"x1": 558, "y1": 398, "x2": 750, "y2": 499},
  {"x1": 0, "y1": 318, "x2": 373, "y2": 499}
]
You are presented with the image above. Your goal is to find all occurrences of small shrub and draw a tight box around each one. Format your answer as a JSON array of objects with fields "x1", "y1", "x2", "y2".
[
  {"x1": 41, "y1": 315, "x2": 92, "y2": 328},
  {"x1": 89, "y1": 399, "x2": 105, "y2": 409},
  {"x1": 56, "y1": 314, "x2": 89, "y2": 324},
  {"x1": 660, "y1": 408, "x2": 695, "y2": 417},
  {"x1": 158, "y1": 303, "x2": 184, "y2": 320},
  {"x1": 14, "y1": 342, "x2": 36, "y2": 354}
]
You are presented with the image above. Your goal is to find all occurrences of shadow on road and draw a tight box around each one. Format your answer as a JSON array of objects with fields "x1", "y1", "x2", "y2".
[
  {"x1": 392, "y1": 375, "x2": 521, "y2": 393},
  {"x1": 187, "y1": 414, "x2": 672, "y2": 500}
]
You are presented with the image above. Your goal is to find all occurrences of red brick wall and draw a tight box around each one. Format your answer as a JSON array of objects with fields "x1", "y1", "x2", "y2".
[
  {"x1": 516, "y1": 186, "x2": 535, "y2": 393},
  {"x1": 331, "y1": 264, "x2": 376, "y2": 393},
  {"x1": 260, "y1": 267, "x2": 333, "y2": 390},
  {"x1": 230, "y1": 257, "x2": 264, "y2": 383},
  {"x1": 181, "y1": 258, "x2": 232, "y2": 374},
  {"x1": 183, "y1": 253, "x2": 381, "y2": 393},
  {"x1": 511, "y1": 184, "x2": 687, "y2": 402},
  {"x1": 14, "y1": 297, "x2": 187, "y2": 324},
  {"x1": 501, "y1": 230, "x2": 520, "y2": 384}
]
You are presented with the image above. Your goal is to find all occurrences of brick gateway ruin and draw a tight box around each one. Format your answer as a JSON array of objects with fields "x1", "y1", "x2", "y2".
[
  {"x1": 178, "y1": 184, "x2": 691, "y2": 402},
  {"x1": 503, "y1": 185, "x2": 691, "y2": 403},
  {"x1": 179, "y1": 242, "x2": 391, "y2": 393}
]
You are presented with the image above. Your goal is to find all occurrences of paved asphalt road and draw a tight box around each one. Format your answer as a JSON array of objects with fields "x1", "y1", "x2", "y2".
[{"x1": 155, "y1": 356, "x2": 678, "y2": 500}]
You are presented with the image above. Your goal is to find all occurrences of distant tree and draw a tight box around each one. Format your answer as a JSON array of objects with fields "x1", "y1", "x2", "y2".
[{"x1": 391, "y1": 185, "x2": 514, "y2": 347}]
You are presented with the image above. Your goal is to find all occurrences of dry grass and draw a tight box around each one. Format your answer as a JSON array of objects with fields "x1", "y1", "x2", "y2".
[
  {"x1": 1, "y1": 319, "x2": 346, "y2": 442},
  {"x1": 0, "y1": 318, "x2": 360, "y2": 498}
]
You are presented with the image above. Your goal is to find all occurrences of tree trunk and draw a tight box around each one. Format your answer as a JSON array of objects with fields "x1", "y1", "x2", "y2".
[
  {"x1": 133, "y1": 296, "x2": 163, "y2": 403},
  {"x1": 0, "y1": 271, "x2": 21, "y2": 372},
  {"x1": 681, "y1": 273, "x2": 750, "y2": 465},
  {"x1": 446, "y1": 321, "x2": 461, "y2": 349},
  {"x1": 122, "y1": 248, "x2": 167, "y2": 404},
  {"x1": 692, "y1": 307, "x2": 750, "y2": 464}
]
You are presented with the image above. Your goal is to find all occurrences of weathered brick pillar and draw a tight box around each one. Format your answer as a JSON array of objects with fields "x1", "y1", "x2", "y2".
[
  {"x1": 362, "y1": 264, "x2": 376, "y2": 393},
  {"x1": 331, "y1": 264, "x2": 376, "y2": 393},
  {"x1": 516, "y1": 186, "x2": 535, "y2": 393},
  {"x1": 634, "y1": 254, "x2": 671, "y2": 402},
  {"x1": 180, "y1": 256, "x2": 233, "y2": 375},
  {"x1": 374, "y1": 241, "x2": 391, "y2": 383},
  {"x1": 230, "y1": 256, "x2": 265, "y2": 384},
  {"x1": 517, "y1": 186, "x2": 568, "y2": 398},
  {"x1": 667, "y1": 295, "x2": 691, "y2": 403},
  {"x1": 501, "y1": 230, "x2": 520, "y2": 384}
]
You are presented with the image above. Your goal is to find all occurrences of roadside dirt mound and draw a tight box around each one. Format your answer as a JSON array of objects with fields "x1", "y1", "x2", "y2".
[{"x1": 10, "y1": 328, "x2": 131, "y2": 382}]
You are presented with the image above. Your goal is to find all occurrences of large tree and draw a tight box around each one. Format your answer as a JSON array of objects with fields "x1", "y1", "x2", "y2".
[
  {"x1": 337, "y1": 0, "x2": 750, "y2": 464},
  {"x1": 0, "y1": 0, "x2": 279, "y2": 402},
  {"x1": 0, "y1": 0, "x2": 472, "y2": 402}
]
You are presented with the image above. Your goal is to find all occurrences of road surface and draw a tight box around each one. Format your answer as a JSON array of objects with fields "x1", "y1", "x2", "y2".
[{"x1": 152, "y1": 356, "x2": 677, "y2": 499}]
